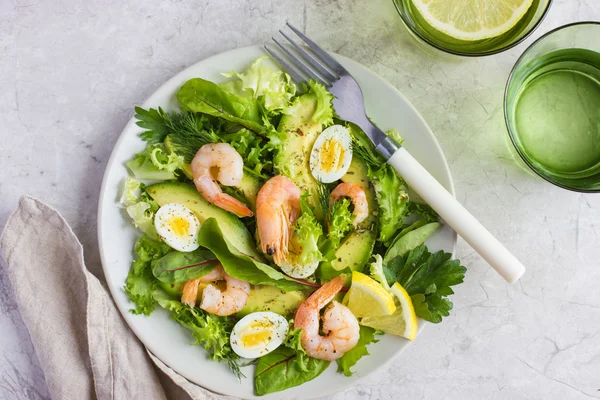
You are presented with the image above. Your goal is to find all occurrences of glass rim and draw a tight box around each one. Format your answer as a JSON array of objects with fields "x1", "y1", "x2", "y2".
[
  {"x1": 503, "y1": 21, "x2": 600, "y2": 193},
  {"x1": 392, "y1": 0, "x2": 554, "y2": 57}
]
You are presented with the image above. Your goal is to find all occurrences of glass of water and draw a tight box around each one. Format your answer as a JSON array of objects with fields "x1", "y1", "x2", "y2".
[{"x1": 504, "y1": 22, "x2": 600, "y2": 192}]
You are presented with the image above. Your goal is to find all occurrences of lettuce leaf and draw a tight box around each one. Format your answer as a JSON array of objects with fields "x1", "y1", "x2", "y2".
[
  {"x1": 221, "y1": 57, "x2": 296, "y2": 115},
  {"x1": 153, "y1": 291, "x2": 242, "y2": 377},
  {"x1": 308, "y1": 81, "x2": 334, "y2": 126},
  {"x1": 336, "y1": 325, "x2": 378, "y2": 376},
  {"x1": 120, "y1": 178, "x2": 160, "y2": 239},
  {"x1": 369, "y1": 165, "x2": 409, "y2": 245},
  {"x1": 292, "y1": 195, "x2": 325, "y2": 269},
  {"x1": 327, "y1": 198, "x2": 354, "y2": 249},
  {"x1": 196, "y1": 218, "x2": 305, "y2": 291},
  {"x1": 126, "y1": 145, "x2": 180, "y2": 181},
  {"x1": 124, "y1": 235, "x2": 173, "y2": 315}
]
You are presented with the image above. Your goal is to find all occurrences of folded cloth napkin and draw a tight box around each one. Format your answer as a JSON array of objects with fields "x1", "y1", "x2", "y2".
[{"x1": 0, "y1": 196, "x2": 230, "y2": 400}]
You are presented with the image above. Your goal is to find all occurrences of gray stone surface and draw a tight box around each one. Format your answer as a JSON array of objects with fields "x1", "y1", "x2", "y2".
[{"x1": 1, "y1": 0, "x2": 599, "y2": 399}]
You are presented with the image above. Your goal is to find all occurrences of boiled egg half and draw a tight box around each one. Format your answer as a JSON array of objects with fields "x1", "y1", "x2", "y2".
[
  {"x1": 230, "y1": 312, "x2": 289, "y2": 359},
  {"x1": 309, "y1": 124, "x2": 353, "y2": 183},
  {"x1": 154, "y1": 203, "x2": 200, "y2": 252}
]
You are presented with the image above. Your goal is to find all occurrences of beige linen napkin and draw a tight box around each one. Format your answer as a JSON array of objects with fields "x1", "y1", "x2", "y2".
[{"x1": 0, "y1": 196, "x2": 228, "y2": 400}]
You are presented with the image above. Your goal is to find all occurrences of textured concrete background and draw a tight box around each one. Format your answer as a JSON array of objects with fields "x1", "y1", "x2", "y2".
[{"x1": 1, "y1": 0, "x2": 599, "y2": 399}]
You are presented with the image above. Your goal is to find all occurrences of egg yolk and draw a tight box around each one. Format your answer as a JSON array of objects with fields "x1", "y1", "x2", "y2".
[
  {"x1": 319, "y1": 139, "x2": 345, "y2": 173},
  {"x1": 167, "y1": 217, "x2": 190, "y2": 237},
  {"x1": 240, "y1": 320, "x2": 275, "y2": 347}
]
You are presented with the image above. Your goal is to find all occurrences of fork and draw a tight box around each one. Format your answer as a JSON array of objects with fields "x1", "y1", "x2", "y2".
[{"x1": 265, "y1": 23, "x2": 526, "y2": 284}]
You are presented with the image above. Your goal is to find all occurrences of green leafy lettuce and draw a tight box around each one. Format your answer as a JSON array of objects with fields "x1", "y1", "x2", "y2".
[
  {"x1": 120, "y1": 178, "x2": 159, "y2": 239},
  {"x1": 385, "y1": 245, "x2": 466, "y2": 323},
  {"x1": 336, "y1": 325, "x2": 379, "y2": 376},
  {"x1": 124, "y1": 234, "x2": 173, "y2": 315},
  {"x1": 221, "y1": 57, "x2": 296, "y2": 115},
  {"x1": 290, "y1": 195, "x2": 325, "y2": 270},
  {"x1": 154, "y1": 292, "x2": 242, "y2": 377},
  {"x1": 327, "y1": 198, "x2": 354, "y2": 249},
  {"x1": 255, "y1": 326, "x2": 329, "y2": 395},
  {"x1": 308, "y1": 81, "x2": 334, "y2": 126},
  {"x1": 126, "y1": 145, "x2": 183, "y2": 181}
]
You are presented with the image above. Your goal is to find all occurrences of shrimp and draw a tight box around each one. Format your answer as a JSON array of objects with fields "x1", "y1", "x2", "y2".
[
  {"x1": 256, "y1": 175, "x2": 301, "y2": 265},
  {"x1": 180, "y1": 265, "x2": 250, "y2": 316},
  {"x1": 191, "y1": 143, "x2": 253, "y2": 217},
  {"x1": 294, "y1": 276, "x2": 360, "y2": 361},
  {"x1": 330, "y1": 182, "x2": 368, "y2": 227}
]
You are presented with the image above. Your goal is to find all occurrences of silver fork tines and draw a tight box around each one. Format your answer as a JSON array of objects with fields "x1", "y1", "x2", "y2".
[{"x1": 265, "y1": 22, "x2": 350, "y2": 87}]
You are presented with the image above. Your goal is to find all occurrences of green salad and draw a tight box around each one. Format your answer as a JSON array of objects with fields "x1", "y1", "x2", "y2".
[{"x1": 121, "y1": 57, "x2": 466, "y2": 395}]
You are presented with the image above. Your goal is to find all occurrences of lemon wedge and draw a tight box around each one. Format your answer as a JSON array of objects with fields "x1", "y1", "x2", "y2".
[
  {"x1": 360, "y1": 282, "x2": 418, "y2": 340},
  {"x1": 344, "y1": 271, "x2": 396, "y2": 318},
  {"x1": 411, "y1": 0, "x2": 534, "y2": 41}
]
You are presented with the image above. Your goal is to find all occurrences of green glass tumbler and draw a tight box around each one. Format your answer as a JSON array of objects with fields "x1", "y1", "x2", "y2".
[
  {"x1": 392, "y1": 0, "x2": 552, "y2": 57},
  {"x1": 504, "y1": 22, "x2": 600, "y2": 192}
]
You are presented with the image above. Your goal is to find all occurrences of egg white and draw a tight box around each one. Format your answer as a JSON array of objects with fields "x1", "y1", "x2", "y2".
[
  {"x1": 309, "y1": 124, "x2": 353, "y2": 183},
  {"x1": 230, "y1": 312, "x2": 289, "y2": 359},
  {"x1": 154, "y1": 203, "x2": 200, "y2": 252}
]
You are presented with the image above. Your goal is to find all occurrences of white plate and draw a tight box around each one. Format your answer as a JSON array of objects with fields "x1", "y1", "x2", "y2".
[{"x1": 98, "y1": 46, "x2": 456, "y2": 399}]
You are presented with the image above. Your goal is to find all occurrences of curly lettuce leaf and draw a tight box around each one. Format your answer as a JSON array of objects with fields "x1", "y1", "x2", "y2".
[
  {"x1": 292, "y1": 195, "x2": 325, "y2": 269},
  {"x1": 124, "y1": 235, "x2": 172, "y2": 315},
  {"x1": 308, "y1": 81, "x2": 334, "y2": 126},
  {"x1": 221, "y1": 57, "x2": 296, "y2": 114},
  {"x1": 327, "y1": 198, "x2": 354, "y2": 249},
  {"x1": 370, "y1": 165, "x2": 409, "y2": 245},
  {"x1": 369, "y1": 254, "x2": 390, "y2": 291},
  {"x1": 153, "y1": 291, "x2": 242, "y2": 377},
  {"x1": 126, "y1": 144, "x2": 184, "y2": 181},
  {"x1": 120, "y1": 178, "x2": 160, "y2": 239},
  {"x1": 336, "y1": 325, "x2": 379, "y2": 376}
]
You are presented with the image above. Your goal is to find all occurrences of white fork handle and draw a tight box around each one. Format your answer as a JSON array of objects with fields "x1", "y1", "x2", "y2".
[{"x1": 388, "y1": 147, "x2": 525, "y2": 283}]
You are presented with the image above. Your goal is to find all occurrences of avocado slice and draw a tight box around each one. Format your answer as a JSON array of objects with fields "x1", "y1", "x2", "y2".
[
  {"x1": 146, "y1": 182, "x2": 261, "y2": 258},
  {"x1": 331, "y1": 229, "x2": 376, "y2": 271},
  {"x1": 156, "y1": 281, "x2": 185, "y2": 297},
  {"x1": 163, "y1": 135, "x2": 261, "y2": 210},
  {"x1": 274, "y1": 93, "x2": 325, "y2": 219},
  {"x1": 237, "y1": 285, "x2": 308, "y2": 318}
]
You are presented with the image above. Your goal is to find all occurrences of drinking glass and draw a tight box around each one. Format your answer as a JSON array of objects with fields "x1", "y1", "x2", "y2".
[
  {"x1": 393, "y1": 0, "x2": 553, "y2": 57},
  {"x1": 504, "y1": 22, "x2": 600, "y2": 192}
]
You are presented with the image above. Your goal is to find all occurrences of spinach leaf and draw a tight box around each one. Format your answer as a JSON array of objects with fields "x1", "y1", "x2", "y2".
[
  {"x1": 254, "y1": 333, "x2": 330, "y2": 396},
  {"x1": 336, "y1": 325, "x2": 378, "y2": 376},
  {"x1": 196, "y1": 218, "x2": 305, "y2": 291},
  {"x1": 152, "y1": 249, "x2": 219, "y2": 284},
  {"x1": 177, "y1": 78, "x2": 264, "y2": 133}
]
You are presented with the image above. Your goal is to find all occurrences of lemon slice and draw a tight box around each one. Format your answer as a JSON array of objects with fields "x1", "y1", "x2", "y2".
[
  {"x1": 344, "y1": 271, "x2": 396, "y2": 318},
  {"x1": 411, "y1": 0, "x2": 534, "y2": 41},
  {"x1": 360, "y1": 282, "x2": 418, "y2": 340}
]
